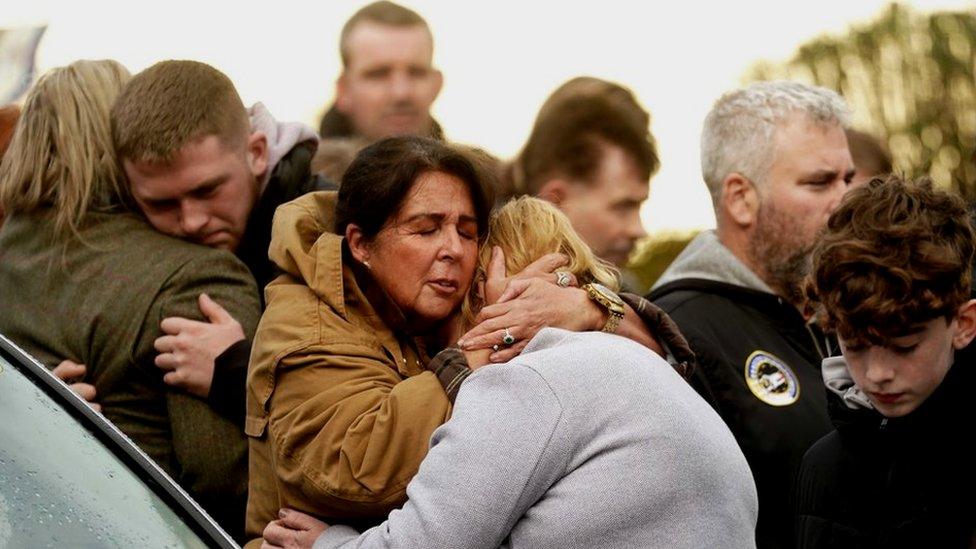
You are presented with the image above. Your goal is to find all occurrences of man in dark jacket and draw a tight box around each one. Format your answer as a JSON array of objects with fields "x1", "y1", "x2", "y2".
[
  {"x1": 318, "y1": 1, "x2": 445, "y2": 141},
  {"x1": 649, "y1": 81, "x2": 855, "y2": 549},
  {"x1": 796, "y1": 176, "x2": 976, "y2": 548},
  {"x1": 111, "y1": 60, "x2": 335, "y2": 421}
]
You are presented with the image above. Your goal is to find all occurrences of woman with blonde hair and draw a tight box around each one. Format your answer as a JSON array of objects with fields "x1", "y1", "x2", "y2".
[
  {"x1": 0, "y1": 59, "x2": 131, "y2": 238},
  {"x1": 263, "y1": 197, "x2": 758, "y2": 549},
  {"x1": 461, "y1": 195, "x2": 620, "y2": 332},
  {"x1": 0, "y1": 59, "x2": 261, "y2": 539}
]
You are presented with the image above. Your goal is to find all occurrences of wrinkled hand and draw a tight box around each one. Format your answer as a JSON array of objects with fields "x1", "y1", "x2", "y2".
[
  {"x1": 261, "y1": 509, "x2": 329, "y2": 549},
  {"x1": 52, "y1": 360, "x2": 101, "y2": 413},
  {"x1": 154, "y1": 293, "x2": 244, "y2": 398},
  {"x1": 458, "y1": 247, "x2": 594, "y2": 363},
  {"x1": 481, "y1": 246, "x2": 578, "y2": 306}
]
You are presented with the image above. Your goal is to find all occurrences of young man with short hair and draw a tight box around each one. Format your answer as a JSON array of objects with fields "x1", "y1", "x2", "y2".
[
  {"x1": 112, "y1": 60, "x2": 333, "y2": 418},
  {"x1": 796, "y1": 175, "x2": 976, "y2": 548}
]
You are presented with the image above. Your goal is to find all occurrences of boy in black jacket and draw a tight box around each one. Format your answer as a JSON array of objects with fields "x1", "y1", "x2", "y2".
[{"x1": 796, "y1": 175, "x2": 976, "y2": 548}]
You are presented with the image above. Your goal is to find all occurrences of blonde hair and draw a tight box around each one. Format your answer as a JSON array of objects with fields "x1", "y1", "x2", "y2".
[
  {"x1": 462, "y1": 196, "x2": 619, "y2": 325},
  {"x1": 0, "y1": 59, "x2": 131, "y2": 240}
]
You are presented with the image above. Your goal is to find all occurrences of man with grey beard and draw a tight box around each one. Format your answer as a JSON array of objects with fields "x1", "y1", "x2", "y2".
[{"x1": 648, "y1": 81, "x2": 855, "y2": 549}]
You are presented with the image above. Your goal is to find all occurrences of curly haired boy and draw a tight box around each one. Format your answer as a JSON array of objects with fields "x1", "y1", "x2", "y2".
[{"x1": 795, "y1": 175, "x2": 976, "y2": 548}]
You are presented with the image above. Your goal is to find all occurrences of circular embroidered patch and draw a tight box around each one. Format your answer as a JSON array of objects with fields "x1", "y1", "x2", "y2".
[{"x1": 744, "y1": 350, "x2": 799, "y2": 406}]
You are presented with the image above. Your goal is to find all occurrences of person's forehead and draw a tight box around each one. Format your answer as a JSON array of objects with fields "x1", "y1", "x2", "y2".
[
  {"x1": 126, "y1": 135, "x2": 240, "y2": 198},
  {"x1": 398, "y1": 172, "x2": 474, "y2": 214},
  {"x1": 345, "y1": 22, "x2": 433, "y2": 70},
  {"x1": 586, "y1": 146, "x2": 649, "y2": 201},
  {"x1": 770, "y1": 115, "x2": 851, "y2": 173},
  {"x1": 843, "y1": 319, "x2": 944, "y2": 352}
]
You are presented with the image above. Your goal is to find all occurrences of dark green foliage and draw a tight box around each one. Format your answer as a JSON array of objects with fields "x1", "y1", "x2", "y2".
[
  {"x1": 749, "y1": 3, "x2": 976, "y2": 199},
  {"x1": 628, "y1": 230, "x2": 699, "y2": 292}
]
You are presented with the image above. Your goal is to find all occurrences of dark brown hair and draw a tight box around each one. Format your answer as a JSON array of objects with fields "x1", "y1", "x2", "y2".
[
  {"x1": 339, "y1": 1, "x2": 431, "y2": 67},
  {"x1": 311, "y1": 137, "x2": 371, "y2": 182},
  {"x1": 112, "y1": 60, "x2": 249, "y2": 164},
  {"x1": 336, "y1": 136, "x2": 493, "y2": 241},
  {"x1": 846, "y1": 128, "x2": 892, "y2": 178},
  {"x1": 507, "y1": 78, "x2": 659, "y2": 198},
  {"x1": 808, "y1": 175, "x2": 975, "y2": 346}
]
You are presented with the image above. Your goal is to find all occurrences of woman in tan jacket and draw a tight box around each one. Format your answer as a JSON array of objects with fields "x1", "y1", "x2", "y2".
[
  {"x1": 260, "y1": 198, "x2": 754, "y2": 549},
  {"x1": 245, "y1": 137, "x2": 687, "y2": 542}
]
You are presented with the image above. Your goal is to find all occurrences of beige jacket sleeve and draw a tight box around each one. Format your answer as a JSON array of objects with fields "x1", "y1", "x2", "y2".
[{"x1": 266, "y1": 341, "x2": 452, "y2": 518}]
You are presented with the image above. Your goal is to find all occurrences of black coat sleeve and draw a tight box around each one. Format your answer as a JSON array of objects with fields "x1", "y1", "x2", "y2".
[{"x1": 208, "y1": 338, "x2": 251, "y2": 424}]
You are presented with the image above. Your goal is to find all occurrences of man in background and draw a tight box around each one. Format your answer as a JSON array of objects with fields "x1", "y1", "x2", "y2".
[
  {"x1": 319, "y1": 1, "x2": 444, "y2": 141},
  {"x1": 505, "y1": 77, "x2": 659, "y2": 270}
]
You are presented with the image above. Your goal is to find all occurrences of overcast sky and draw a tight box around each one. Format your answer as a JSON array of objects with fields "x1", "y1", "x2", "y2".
[{"x1": 3, "y1": 0, "x2": 972, "y2": 231}]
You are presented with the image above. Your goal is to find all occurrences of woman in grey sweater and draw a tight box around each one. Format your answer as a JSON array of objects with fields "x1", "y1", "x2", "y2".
[{"x1": 261, "y1": 197, "x2": 758, "y2": 549}]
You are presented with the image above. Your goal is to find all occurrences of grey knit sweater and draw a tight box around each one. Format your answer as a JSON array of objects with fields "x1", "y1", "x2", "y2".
[{"x1": 315, "y1": 328, "x2": 758, "y2": 549}]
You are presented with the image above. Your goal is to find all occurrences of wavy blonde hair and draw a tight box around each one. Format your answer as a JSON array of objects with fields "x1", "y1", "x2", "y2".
[
  {"x1": 0, "y1": 59, "x2": 131, "y2": 240},
  {"x1": 462, "y1": 196, "x2": 619, "y2": 325}
]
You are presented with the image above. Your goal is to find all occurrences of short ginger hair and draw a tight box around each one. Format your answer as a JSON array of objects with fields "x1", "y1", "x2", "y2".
[
  {"x1": 807, "y1": 175, "x2": 975, "y2": 346},
  {"x1": 111, "y1": 60, "x2": 249, "y2": 164}
]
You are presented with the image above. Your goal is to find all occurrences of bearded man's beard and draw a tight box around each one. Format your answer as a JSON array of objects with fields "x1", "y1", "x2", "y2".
[{"x1": 748, "y1": 201, "x2": 814, "y2": 307}]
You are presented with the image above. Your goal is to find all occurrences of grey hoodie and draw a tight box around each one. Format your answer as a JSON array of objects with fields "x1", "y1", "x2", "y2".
[
  {"x1": 821, "y1": 355, "x2": 874, "y2": 410},
  {"x1": 248, "y1": 102, "x2": 319, "y2": 195},
  {"x1": 315, "y1": 328, "x2": 758, "y2": 549},
  {"x1": 653, "y1": 230, "x2": 772, "y2": 294}
]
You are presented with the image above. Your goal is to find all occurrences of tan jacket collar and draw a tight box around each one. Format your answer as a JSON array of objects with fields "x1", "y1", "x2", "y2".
[
  {"x1": 269, "y1": 191, "x2": 347, "y2": 314},
  {"x1": 268, "y1": 191, "x2": 427, "y2": 344}
]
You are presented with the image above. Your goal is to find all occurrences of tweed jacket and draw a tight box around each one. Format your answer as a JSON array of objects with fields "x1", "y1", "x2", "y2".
[{"x1": 0, "y1": 209, "x2": 261, "y2": 538}]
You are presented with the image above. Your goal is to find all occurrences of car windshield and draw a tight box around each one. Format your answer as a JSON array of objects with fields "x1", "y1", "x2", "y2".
[{"x1": 0, "y1": 352, "x2": 211, "y2": 548}]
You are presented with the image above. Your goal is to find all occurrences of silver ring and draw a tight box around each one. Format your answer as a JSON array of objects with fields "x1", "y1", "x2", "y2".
[
  {"x1": 555, "y1": 271, "x2": 571, "y2": 288},
  {"x1": 492, "y1": 344, "x2": 500, "y2": 352},
  {"x1": 502, "y1": 327, "x2": 516, "y2": 346}
]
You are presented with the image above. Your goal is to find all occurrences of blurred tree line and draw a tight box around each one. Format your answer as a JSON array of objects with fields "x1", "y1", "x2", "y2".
[
  {"x1": 627, "y1": 230, "x2": 699, "y2": 293},
  {"x1": 748, "y1": 3, "x2": 976, "y2": 199}
]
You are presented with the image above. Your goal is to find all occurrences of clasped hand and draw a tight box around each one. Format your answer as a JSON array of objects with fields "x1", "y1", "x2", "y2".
[
  {"x1": 153, "y1": 293, "x2": 244, "y2": 398},
  {"x1": 457, "y1": 246, "x2": 594, "y2": 363}
]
